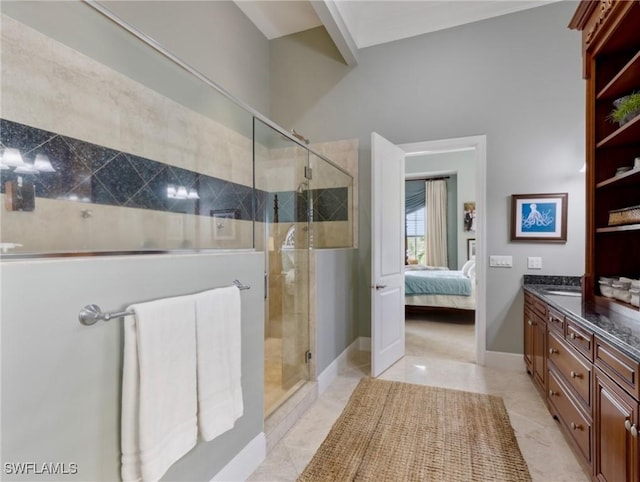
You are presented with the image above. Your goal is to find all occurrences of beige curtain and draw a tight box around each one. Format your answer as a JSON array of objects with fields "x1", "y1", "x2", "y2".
[{"x1": 425, "y1": 179, "x2": 448, "y2": 267}]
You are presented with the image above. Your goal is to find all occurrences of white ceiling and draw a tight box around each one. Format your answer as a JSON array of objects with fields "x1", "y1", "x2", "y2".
[
  {"x1": 234, "y1": 1, "x2": 323, "y2": 40},
  {"x1": 235, "y1": 0, "x2": 558, "y2": 51}
]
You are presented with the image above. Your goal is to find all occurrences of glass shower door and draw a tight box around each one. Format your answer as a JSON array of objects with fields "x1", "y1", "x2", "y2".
[
  {"x1": 254, "y1": 119, "x2": 310, "y2": 417},
  {"x1": 308, "y1": 152, "x2": 353, "y2": 248}
]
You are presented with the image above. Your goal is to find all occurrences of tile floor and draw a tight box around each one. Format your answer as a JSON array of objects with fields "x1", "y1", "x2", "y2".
[{"x1": 248, "y1": 312, "x2": 589, "y2": 481}]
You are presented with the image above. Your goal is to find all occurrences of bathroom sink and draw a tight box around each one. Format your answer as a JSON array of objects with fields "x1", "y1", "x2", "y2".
[{"x1": 541, "y1": 287, "x2": 582, "y2": 297}]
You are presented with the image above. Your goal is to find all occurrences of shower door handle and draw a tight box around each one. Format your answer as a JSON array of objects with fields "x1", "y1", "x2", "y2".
[{"x1": 264, "y1": 272, "x2": 268, "y2": 299}]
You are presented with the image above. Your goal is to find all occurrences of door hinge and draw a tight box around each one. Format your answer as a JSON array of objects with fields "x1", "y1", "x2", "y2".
[
  {"x1": 305, "y1": 350, "x2": 312, "y2": 364},
  {"x1": 304, "y1": 166, "x2": 313, "y2": 180}
]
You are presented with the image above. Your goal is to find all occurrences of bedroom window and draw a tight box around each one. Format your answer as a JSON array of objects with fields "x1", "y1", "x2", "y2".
[{"x1": 406, "y1": 207, "x2": 425, "y2": 264}]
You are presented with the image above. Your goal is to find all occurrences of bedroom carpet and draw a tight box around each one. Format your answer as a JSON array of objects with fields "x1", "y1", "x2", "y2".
[{"x1": 297, "y1": 377, "x2": 531, "y2": 482}]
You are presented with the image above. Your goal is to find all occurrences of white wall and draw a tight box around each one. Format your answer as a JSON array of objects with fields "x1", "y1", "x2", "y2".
[{"x1": 270, "y1": 2, "x2": 585, "y2": 353}]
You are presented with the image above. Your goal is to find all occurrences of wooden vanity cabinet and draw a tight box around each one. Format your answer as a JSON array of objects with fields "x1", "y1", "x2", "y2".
[
  {"x1": 545, "y1": 312, "x2": 593, "y2": 470},
  {"x1": 533, "y1": 314, "x2": 547, "y2": 393},
  {"x1": 594, "y1": 368, "x2": 639, "y2": 482},
  {"x1": 524, "y1": 293, "x2": 547, "y2": 395},
  {"x1": 524, "y1": 291, "x2": 640, "y2": 480},
  {"x1": 594, "y1": 337, "x2": 640, "y2": 482},
  {"x1": 549, "y1": 330, "x2": 592, "y2": 409},
  {"x1": 548, "y1": 368, "x2": 593, "y2": 464}
]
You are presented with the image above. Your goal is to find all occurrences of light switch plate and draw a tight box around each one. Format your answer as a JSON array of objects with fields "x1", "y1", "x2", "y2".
[
  {"x1": 489, "y1": 255, "x2": 513, "y2": 268},
  {"x1": 527, "y1": 257, "x2": 542, "y2": 269}
]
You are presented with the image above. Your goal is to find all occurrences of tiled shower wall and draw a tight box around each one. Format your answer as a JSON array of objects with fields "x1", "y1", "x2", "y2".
[
  {"x1": 0, "y1": 15, "x2": 356, "y2": 255},
  {"x1": 0, "y1": 14, "x2": 255, "y2": 253}
]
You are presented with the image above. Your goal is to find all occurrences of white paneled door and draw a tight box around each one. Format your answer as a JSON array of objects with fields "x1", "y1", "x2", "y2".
[{"x1": 371, "y1": 133, "x2": 405, "y2": 377}]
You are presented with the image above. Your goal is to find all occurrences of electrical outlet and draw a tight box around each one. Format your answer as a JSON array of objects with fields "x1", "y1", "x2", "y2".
[
  {"x1": 489, "y1": 255, "x2": 513, "y2": 268},
  {"x1": 527, "y1": 257, "x2": 542, "y2": 269}
]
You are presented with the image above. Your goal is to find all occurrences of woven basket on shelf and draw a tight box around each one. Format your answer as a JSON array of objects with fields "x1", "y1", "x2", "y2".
[{"x1": 608, "y1": 205, "x2": 640, "y2": 226}]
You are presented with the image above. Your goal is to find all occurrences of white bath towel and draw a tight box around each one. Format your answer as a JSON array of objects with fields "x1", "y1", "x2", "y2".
[
  {"x1": 121, "y1": 296, "x2": 198, "y2": 482},
  {"x1": 194, "y1": 286, "x2": 243, "y2": 441}
]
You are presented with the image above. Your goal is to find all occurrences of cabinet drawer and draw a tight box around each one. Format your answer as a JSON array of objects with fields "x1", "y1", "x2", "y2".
[
  {"x1": 524, "y1": 292, "x2": 534, "y2": 307},
  {"x1": 595, "y1": 337, "x2": 640, "y2": 400},
  {"x1": 547, "y1": 306, "x2": 565, "y2": 334},
  {"x1": 548, "y1": 331, "x2": 591, "y2": 408},
  {"x1": 548, "y1": 369, "x2": 592, "y2": 463},
  {"x1": 533, "y1": 296, "x2": 547, "y2": 317},
  {"x1": 565, "y1": 318, "x2": 593, "y2": 361}
]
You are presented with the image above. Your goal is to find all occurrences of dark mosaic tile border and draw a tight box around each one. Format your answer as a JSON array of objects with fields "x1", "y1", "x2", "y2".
[
  {"x1": 262, "y1": 187, "x2": 349, "y2": 224},
  {"x1": 0, "y1": 118, "x2": 253, "y2": 220},
  {"x1": 0, "y1": 118, "x2": 348, "y2": 223}
]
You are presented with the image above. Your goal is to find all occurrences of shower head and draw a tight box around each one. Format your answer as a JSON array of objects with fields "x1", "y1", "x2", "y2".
[{"x1": 291, "y1": 129, "x2": 309, "y2": 145}]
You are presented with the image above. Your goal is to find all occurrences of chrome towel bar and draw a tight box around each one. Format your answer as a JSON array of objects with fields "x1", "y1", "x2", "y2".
[{"x1": 79, "y1": 279, "x2": 250, "y2": 326}]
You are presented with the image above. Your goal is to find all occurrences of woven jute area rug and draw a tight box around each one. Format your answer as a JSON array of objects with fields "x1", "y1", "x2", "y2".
[{"x1": 298, "y1": 378, "x2": 531, "y2": 482}]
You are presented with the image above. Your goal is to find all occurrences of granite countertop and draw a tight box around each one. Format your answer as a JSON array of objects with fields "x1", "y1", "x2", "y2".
[{"x1": 523, "y1": 275, "x2": 640, "y2": 362}]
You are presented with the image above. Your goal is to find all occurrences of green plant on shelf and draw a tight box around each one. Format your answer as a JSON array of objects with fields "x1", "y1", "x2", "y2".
[{"x1": 608, "y1": 92, "x2": 640, "y2": 126}]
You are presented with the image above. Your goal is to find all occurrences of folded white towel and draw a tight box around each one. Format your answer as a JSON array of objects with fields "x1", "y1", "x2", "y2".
[
  {"x1": 194, "y1": 286, "x2": 243, "y2": 441},
  {"x1": 121, "y1": 296, "x2": 198, "y2": 482}
]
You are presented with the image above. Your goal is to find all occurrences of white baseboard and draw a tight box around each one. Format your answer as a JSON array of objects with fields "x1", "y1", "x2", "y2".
[
  {"x1": 358, "y1": 337, "x2": 371, "y2": 352},
  {"x1": 317, "y1": 338, "x2": 363, "y2": 394},
  {"x1": 484, "y1": 350, "x2": 525, "y2": 371},
  {"x1": 317, "y1": 353, "x2": 342, "y2": 395},
  {"x1": 317, "y1": 337, "x2": 371, "y2": 395},
  {"x1": 210, "y1": 432, "x2": 265, "y2": 482}
]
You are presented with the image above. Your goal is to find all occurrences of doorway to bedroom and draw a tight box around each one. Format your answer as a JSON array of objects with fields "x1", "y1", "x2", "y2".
[{"x1": 401, "y1": 138, "x2": 481, "y2": 364}]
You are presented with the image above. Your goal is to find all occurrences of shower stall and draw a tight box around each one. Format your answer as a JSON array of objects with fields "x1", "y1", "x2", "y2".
[
  {"x1": 0, "y1": 0, "x2": 354, "y2": 429},
  {"x1": 254, "y1": 119, "x2": 353, "y2": 417}
]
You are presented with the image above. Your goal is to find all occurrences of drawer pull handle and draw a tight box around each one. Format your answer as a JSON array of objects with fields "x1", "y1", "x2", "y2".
[
  {"x1": 549, "y1": 348, "x2": 558, "y2": 355},
  {"x1": 549, "y1": 390, "x2": 558, "y2": 397},
  {"x1": 569, "y1": 332, "x2": 582, "y2": 341},
  {"x1": 570, "y1": 422, "x2": 583, "y2": 431},
  {"x1": 632, "y1": 425, "x2": 638, "y2": 438},
  {"x1": 570, "y1": 371, "x2": 583, "y2": 379},
  {"x1": 527, "y1": 320, "x2": 532, "y2": 326},
  {"x1": 625, "y1": 420, "x2": 632, "y2": 431}
]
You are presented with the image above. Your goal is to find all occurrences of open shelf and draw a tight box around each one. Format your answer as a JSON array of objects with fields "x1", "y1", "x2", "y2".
[
  {"x1": 596, "y1": 223, "x2": 640, "y2": 233},
  {"x1": 596, "y1": 114, "x2": 640, "y2": 148},
  {"x1": 594, "y1": 295, "x2": 640, "y2": 320},
  {"x1": 596, "y1": 167, "x2": 640, "y2": 188},
  {"x1": 597, "y1": 50, "x2": 640, "y2": 100}
]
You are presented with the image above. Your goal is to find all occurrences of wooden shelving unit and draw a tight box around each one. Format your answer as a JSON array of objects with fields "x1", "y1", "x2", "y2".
[
  {"x1": 570, "y1": 0, "x2": 640, "y2": 318},
  {"x1": 596, "y1": 114, "x2": 640, "y2": 148},
  {"x1": 597, "y1": 50, "x2": 640, "y2": 100},
  {"x1": 596, "y1": 223, "x2": 640, "y2": 233},
  {"x1": 594, "y1": 295, "x2": 640, "y2": 316},
  {"x1": 596, "y1": 167, "x2": 640, "y2": 188}
]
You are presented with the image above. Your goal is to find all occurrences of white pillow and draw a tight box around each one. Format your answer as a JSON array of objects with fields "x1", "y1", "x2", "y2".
[
  {"x1": 468, "y1": 264, "x2": 476, "y2": 279},
  {"x1": 461, "y1": 259, "x2": 475, "y2": 277}
]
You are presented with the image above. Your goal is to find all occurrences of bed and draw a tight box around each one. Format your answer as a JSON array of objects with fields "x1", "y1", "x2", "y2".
[{"x1": 404, "y1": 260, "x2": 476, "y2": 312}]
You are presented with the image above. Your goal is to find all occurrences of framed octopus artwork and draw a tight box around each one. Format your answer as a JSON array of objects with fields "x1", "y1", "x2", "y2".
[{"x1": 510, "y1": 193, "x2": 568, "y2": 242}]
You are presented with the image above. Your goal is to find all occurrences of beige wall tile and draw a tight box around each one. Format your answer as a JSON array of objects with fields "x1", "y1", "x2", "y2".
[{"x1": 2, "y1": 16, "x2": 355, "y2": 256}]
